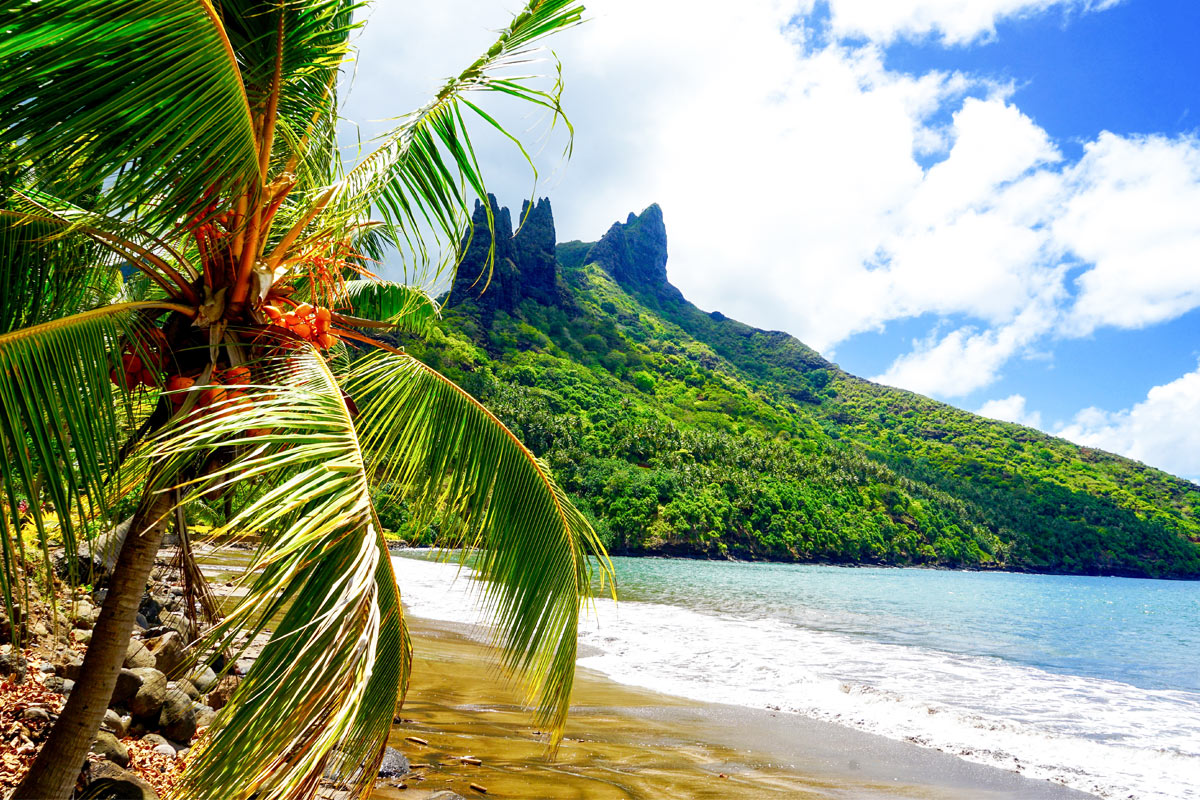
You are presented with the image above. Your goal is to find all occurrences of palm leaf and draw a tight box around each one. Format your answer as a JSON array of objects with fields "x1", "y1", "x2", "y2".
[
  {"x1": 338, "y1": 280, "x2": 440, "y2": 335},
  {"x1": 0, "y1": 301, "x2": 191, "y2": 643},
  {"x1": 344, "y1": 348, "x2": 612, "y2": 743},
  {"x1": 3, "y1": 191, "x2": 199, "y2": 306},
  {"x1": 0, "y1": 0, "x2": 261, "y2": 229},
  {"x1": 153, "y1": 347, "x2": 409, "y2": 799},
  {"x1": 215, "y1": 0, "x2": 361, "y2": 177},
  {"x1": 0, "y1": 208, "x2": 126, "y2": 333}
]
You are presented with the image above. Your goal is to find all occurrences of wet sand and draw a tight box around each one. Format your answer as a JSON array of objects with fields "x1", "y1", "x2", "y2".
[{"x1": 372, "y1": 617, "x2": 1096, "y2": 800}]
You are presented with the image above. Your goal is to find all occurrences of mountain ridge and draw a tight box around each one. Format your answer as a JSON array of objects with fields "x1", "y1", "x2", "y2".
[{"x1": 412, "y1": 197, "x2": 1200, "y2": 578}]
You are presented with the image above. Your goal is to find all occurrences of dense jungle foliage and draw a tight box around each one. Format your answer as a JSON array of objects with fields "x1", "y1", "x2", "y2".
[{"x1": 381, "y1": 198, "x2": 1200, "y2": 578}]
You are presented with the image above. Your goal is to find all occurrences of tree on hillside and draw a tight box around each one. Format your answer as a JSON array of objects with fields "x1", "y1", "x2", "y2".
[{"x1": 0, "y1": 2, "x2": 610, "y2": 797}]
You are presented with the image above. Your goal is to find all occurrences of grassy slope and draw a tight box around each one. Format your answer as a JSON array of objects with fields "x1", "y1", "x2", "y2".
[{"x1": 394, "y1": 251, "x2": 1200, "y2": 579}]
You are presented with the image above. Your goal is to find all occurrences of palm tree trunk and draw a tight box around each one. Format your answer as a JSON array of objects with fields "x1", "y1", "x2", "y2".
[{"x1": 13, "y1": 486, "x2": 174, "y2": 799}]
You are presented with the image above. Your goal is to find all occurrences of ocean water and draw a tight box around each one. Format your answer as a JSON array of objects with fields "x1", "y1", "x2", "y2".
[{"x1": 391, "y1": 554, "x2": 1200, "y2": 800}]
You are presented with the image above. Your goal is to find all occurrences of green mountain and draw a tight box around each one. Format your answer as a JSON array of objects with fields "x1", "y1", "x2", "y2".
[{"x1": 392, "y1": 196, "x2": 1200, "y2": 578}]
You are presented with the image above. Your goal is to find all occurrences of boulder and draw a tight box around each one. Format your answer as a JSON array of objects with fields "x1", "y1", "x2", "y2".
[
  {"x1": 74, "y1": 628, "x2": 93, "y2": 645},
  {"x1": 138, "y1": 592, "x2": 162, "y2": 627},
  {"x1": 62, "y1": 656, "x2": 85, "y2": 680},
  {"x1": 140, "y1": 733, "x2": 171, "y2": 749},
  {"x1": 123, "y1": 639, "x2": 156, "y2": 669},
  {"x1": 205, "y1": 674, "x2": 240, "y2": 710},
  {"x1": 158, "y1": 691, "x2": 198, "y2": 742},
  {"x1": 112, "y1": 668, "x2": 142, "y2": 705},
  {"x1": 194, "y1": 703, "x2": 216, "y2": 730},
  {"x1": 79, "y1": 759, "x2": 158, "y2": 800},
  {"x1": 56, "y1": 516, "x2": 133, "y2": 586},
  {"x1": 71, "y1": 599, "x2": 98, "y2": 629},
  {"x1": 160, "y1": 611, "x2": 193, "y2": 641},
  {"x1": 128, "y1": 667, "x2": 168, "y2": 718},
  {"x1": 188, "y1": 664, "x2": 218, "y2": 694},
  {"x1": 101, "y1": 708, "x2": 130, "y2": 738},
  {"x1": 172, "y1": 678, "x2": 200, "y2": 701},
  {"x1": 145, "y1": 631, "x2": 186, "y2": 677},
  {"x1": 378, "y1": 746, "x2": 410, "y2": 778},
  {"x1": 91, "y1": 730, "x2": 130, "y2": 768},
  {"x1": 153, "y1": 742, "x2": 177, "y2": 759},
  {"x1": 42, "y1": 675, "x2": 65, "y2": 693}
]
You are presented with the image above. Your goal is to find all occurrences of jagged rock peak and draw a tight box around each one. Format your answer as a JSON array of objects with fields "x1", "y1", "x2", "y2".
[
  {"x1": 586, "y1": 203, "x2": 677, "y2": 300},
  {"x1": 447, "y1": 194, "x2": 560, "y2": 314},
  {"x1": 513, "y1": 198, "x2": 557, "y2": 305}
]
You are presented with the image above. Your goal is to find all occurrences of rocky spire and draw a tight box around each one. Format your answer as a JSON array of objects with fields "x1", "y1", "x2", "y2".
[
  {"x1": 585, "y1": 203, "x2": 680, "y2": 302},
  {"x1": 446, "y1": 195, "x2": 561, "y2": 316},
  {"x1": 512, "y1": 197, "x2": 557, "y2": 306}
]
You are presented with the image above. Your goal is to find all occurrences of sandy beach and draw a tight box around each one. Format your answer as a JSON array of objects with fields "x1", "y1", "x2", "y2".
[{"x1": 372, "y1": 617, "x2": 1097, "y2": 800}]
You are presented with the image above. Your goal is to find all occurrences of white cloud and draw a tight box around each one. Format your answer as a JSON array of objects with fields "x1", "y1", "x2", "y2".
[
  {"x1": 819, "y1": 0, "x2": 1123, "y2": 45},
  {"x1": 870, "y1": 294, "x2": 1056, "y2": 396},
  {"x1": 1056, "y1": 364, "x2": 1200, "y2": 483},
  {"x1": 344, "y1": 0, "x2": 1200, "y2": 439},
  {"x1": 977, "y1": 394, "x2": 1043, "y2": 427},
  {"x1": 1055, "y1": 133, "x2": 1200, "y2": 336}
]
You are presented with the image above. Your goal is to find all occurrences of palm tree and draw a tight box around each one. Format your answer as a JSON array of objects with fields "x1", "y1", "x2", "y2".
[{"x1": 0, "y1": 2, "x2": 610, "y2": 798}]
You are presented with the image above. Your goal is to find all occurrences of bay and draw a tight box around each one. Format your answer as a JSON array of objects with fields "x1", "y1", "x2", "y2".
[{"x1": 392, "y1": 553, "x2": 1200, "y2": 799}]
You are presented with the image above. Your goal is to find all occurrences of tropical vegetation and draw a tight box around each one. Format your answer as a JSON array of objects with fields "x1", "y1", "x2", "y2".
[
  {"x1": 0, "y1": 2, "x2": 609, "y2": 798},
  {"x1": 399, "y1": 198, "x2": 1200, "y2": 579}
]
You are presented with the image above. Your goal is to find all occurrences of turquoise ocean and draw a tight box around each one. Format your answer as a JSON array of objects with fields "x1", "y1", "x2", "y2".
[{"x1": 393, "y1": 554, "x2": 1200, "y2": 799}]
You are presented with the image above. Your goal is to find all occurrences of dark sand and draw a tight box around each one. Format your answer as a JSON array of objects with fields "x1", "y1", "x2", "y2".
[{"x1": 372, "y1": 617, "x2": 1097, "y2": 800}]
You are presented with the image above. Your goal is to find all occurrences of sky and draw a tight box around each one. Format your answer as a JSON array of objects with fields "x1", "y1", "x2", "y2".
[{"x1": 341, "y1": 0, "x2": 1200, "y2": 483}]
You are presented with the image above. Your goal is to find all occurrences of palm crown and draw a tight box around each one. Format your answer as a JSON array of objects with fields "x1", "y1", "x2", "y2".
[{"x1": 0, "y1": 2, "x2": 610, "y2": 798}]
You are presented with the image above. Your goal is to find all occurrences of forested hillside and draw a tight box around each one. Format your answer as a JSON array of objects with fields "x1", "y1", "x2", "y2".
[{"x1": 382, "y1": 196, "x2": 1200, "y2": 578}]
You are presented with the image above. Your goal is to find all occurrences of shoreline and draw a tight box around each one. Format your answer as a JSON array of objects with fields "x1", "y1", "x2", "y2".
[
  {"x1": 373, "y1": 615, "x2": 1097, "y2": 800},
  {"x1": 388, "y1": 542, "x2": 1198, "y2": 583}
]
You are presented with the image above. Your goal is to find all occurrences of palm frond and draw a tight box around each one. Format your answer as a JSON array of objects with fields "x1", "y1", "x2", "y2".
[
  {"x1": 3, "y1": 191, "x2": 199, "y2": 305},
  {"x1": 344, "y1": 348, "x2": 611, "y2": 743},
  {"x1": 0, "y1": 208, "x2": 126, "y2": 333},
  {"x1": 215, "y1": 0, "x2": 361, "y2": 180},
  {"x1": 320, "y1": 0, "x2": 582, "y2": 282},
  {"x1": 339, "y1": 280, "x2": 440, "y2": 335},
  {"x1": 0, "y1": 0, "x2": 261, "y2": 229},
  {"x1": 0, "y1": 302, "x2": 189, "y2": 643},
  {"x1": 155, "y1": 347, "x2": 408, "y2": 799}
]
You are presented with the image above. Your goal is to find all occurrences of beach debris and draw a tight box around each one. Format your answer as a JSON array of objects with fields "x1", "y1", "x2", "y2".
[
  {"x1": 459, "y1": 756, "x2": 482, "y2": 766},
  {"x1": 404, "y1": 736, "x2": 429, "y2": 746},
  {"x1": 469, "y1": 782, "x2": 488, "y2": 794}
]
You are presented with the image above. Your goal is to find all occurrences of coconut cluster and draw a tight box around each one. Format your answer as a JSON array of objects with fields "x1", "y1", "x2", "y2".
[
  {"x1": 109, "y1": 329, "x2": 167, "y2": 390},
  {"x1": 163, "y1": 365, "x2": 250, "y2": 409},
  {"x1": 262, "y1": 303, "x2": 335, "y2": 349}
]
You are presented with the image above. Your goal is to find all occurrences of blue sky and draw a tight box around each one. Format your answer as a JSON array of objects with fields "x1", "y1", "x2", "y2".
[{"x1": 346, "y1": 0, "x2": 1200, "y2": 482}]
